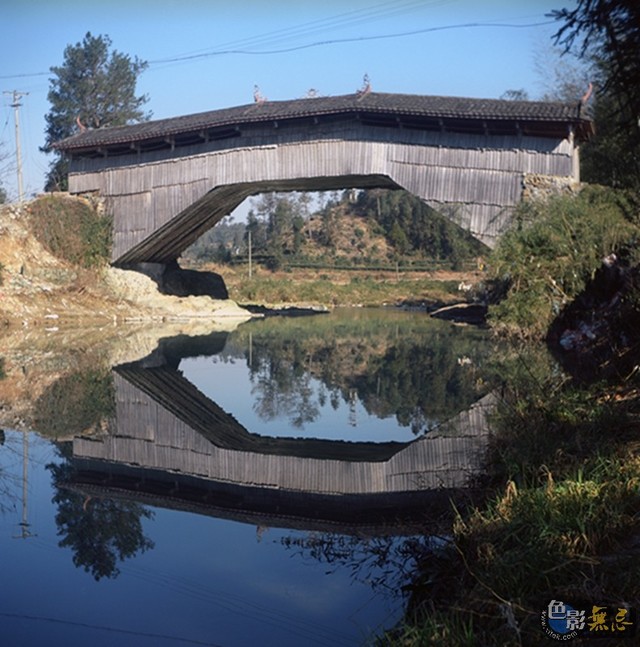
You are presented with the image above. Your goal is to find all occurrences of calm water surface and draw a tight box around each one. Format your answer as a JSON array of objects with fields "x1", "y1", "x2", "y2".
[{"x1": 0, "y1": 309, "x2": 497, "y2": 646}]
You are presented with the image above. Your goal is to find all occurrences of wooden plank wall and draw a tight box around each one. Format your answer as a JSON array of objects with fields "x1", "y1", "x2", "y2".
[
  {"x1": 71, "y1": 373, "x2": 494, "y2": 495},
  {"x1": 67, "y1": 120, "x2": 577, "y2": 262}
]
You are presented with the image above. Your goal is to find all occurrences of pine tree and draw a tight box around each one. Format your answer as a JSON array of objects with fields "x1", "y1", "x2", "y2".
[{"x1": 42, "y1": 32, "x2": 150, "y2": 191}]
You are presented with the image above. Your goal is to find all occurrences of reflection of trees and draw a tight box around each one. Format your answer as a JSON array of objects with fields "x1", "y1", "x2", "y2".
[
  {"x1": 351, "y1": 340, "x2": 481, "y2": 434},
  {"x1": 281, "y1": 529, "x2": 469, "y2": 642},
  {"x1": 48, "y1": 445, "x2": 154, "y2": 580},
  {"x1": 34, "y1": 368, "x2": 115, "y2": 439},
  {"x1": 251, "y1": 347, "x2": 319, "y2": 428},
  {"x1": 281, "y1": 532, "x2": 443, "y2": 596},
  {"x1": 253, "y1": 370, "x2": 319, "y2": 428},
  {"x1": 230, "y1": 314, "x2": 492, "y2": 434}
]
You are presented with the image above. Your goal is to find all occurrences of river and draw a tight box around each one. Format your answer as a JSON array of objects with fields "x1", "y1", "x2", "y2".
[{"x1": 0, "y1": 308, "x2": 500, "y2": 646}]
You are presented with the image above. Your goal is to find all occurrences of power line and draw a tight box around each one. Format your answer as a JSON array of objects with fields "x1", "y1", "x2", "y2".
[
  {"x1": 206, "y1": 0, "x2": 439, "y2": 52},
  {"x1": 150, "y1": 0, "x2": 448, "y2": 60},
  {"x1": 0, "y1": 70, "x2": 48, "y2": 80},
  {"x1": 1, "y1": 18, "x2": 556, "y2": 79},
  {"x1": 0, "y1": 612, "x2": 222, "y2": 646},
  {"x1": 149, "y1": 20, "x2": 556, "y2": 64}
]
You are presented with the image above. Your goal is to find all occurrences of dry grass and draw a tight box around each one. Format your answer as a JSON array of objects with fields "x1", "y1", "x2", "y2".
[{"x1": 196, "y1": 262, "x2": 481, "y2": 308}]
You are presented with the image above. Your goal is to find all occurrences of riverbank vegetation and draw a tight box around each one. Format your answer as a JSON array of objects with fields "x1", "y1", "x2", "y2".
[
  {"x1": 28, "y1": 193, "x2": 112, "y2": 268},
  {"x1": 383, "y1": 176, "x2": 640, "y2": 646},
  {"x1": 381, "y1": 2, "x2": 640, "y2": 641},
  {"x1": 382, "y1": 351, "x2": 640, "y2": 646},
  {"x1": 0, "y1": 197, "x2": 250, "y2": 325},
  {"x1": 210, "y1": 264, "x2": 470, "y2": 309},
  {"x1": 486, "y1": 185, "x2": 640, "y2": 338}
]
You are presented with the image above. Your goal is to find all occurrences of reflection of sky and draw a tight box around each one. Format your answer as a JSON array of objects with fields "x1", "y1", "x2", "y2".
[
  {"x1": 0, "y1": 432, "x2": 402, "y2": 646},
  {"x1": 181, "y1": 354, "x2": 419, "y2": 443}
]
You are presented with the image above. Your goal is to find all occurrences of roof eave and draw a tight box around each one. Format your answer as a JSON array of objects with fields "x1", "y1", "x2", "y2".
[{"x1": 54, "y1": 92, "x2": 594, "y2": 153}]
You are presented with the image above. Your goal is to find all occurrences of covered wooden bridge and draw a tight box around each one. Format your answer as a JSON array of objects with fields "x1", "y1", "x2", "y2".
[{"x1": 55, "y1": 91, "x2": 593, "y2": 265}]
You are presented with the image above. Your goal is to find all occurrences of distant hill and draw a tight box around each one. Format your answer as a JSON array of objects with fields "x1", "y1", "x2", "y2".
[
  {"x1": 183, "y1": 189, "x2": 488, "y2": 269},
  {"x1": 283, "y1": 205, "x2": 393, "y2": 264}
]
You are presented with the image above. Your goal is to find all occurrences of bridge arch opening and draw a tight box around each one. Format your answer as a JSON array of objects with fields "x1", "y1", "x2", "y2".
[
  {"x1": 114, "y1": 175, "x2": 487, "y2": 299},
  {"x1": 183, "y1": 184, "x2": 489, "y2": 273},
  {"x1": 115, "y1": 175, "x2": 404, "y2": 266},
  {"x1": 114, "y1": 172, "x2": 493, "y2": 272},
  {"x1": 124, "y1": 178, "x2": 489, "y2": 300}
]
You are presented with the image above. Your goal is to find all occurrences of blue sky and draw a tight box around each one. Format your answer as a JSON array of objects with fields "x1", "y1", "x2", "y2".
[{"x1": 1, "y1": 0, "x2": 577, "y2": 200}]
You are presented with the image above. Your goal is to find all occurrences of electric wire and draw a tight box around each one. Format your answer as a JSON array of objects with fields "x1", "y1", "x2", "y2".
[
  {"x1": 119, "y1": 562, "x2": 356, "y2": 646},
  {"x1": 0, "y1": 613, "x2": 223, "y2": 646},
  {"x1": 149, "y1": 20, "x2": 556, "y2": 66},
  {"x1": 152, "y1": 0, "x2": 453, "y2": 59},
  {"x1": 19, "y1": 529, "x2": 357, "y2": 646},
  {"x1": 1, "y1": 17, "x2": 556, "y2": 79}
]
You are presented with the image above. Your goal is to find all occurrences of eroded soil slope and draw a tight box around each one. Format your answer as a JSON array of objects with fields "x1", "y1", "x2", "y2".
[{"x1": 0, "y1": 199, "x2": 250, "y2": 326}]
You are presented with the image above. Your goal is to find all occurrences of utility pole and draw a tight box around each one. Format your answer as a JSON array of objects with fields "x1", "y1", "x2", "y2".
[
  {"x1": 4, "y1": 90, "x2": 28, "y2": 203},
  {"x1": 13, "y1": 431, "x2": 36, "y2": 540}
]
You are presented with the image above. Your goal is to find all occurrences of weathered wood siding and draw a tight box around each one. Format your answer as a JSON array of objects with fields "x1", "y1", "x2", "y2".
[
  {"x1": 67, "y1": 119, "x2": 578, "y2": 263},
  {"x1": 72, "y1": 372, "x2": 494, "y2": 495}
]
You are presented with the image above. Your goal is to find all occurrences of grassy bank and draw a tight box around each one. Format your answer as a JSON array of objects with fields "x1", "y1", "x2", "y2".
[
  {"x1": 381, "y1": 188, "x2": 640, "y2": 645},
  {"x1": 193, "y1": 262, "x2": 477, "y2": 308},
  {"x1": 486, "y1": 186, "x2": 640, "y2": 339},
  {"x1": 383, "y1": 355, "x2": 640, "y2": 646}
]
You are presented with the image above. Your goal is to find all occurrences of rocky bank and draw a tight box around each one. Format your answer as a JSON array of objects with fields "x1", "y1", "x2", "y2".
[{"x1": 0, "y1": 199, "x2": 252, "y2": 326}]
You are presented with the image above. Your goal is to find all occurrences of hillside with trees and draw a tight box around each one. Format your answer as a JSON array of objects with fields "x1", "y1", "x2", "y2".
[{"x1": 183, "y1": 188, "x2": 487, "y2": 271}]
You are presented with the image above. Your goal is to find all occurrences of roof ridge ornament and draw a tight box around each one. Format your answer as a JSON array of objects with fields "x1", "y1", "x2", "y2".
[
  {"x1": 357, "y1": 74, "x2": 371, "y2": 98},
  {"x1": 253, "y1": 85, "x2": 267, "y2": 104},
  {"x1": 578, "y1": 82, "x2": 594, "y2": 119}
]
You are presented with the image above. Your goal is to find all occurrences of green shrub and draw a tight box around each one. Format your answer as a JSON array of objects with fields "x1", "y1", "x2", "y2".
[
  {"x1": 264, "y1": 253, "x2": 284, "y2": 271},
  {"x1": 28, "y1": 195, "x2": 112, "y2": 268},
  {"x1": 488, "y1": 186, "x2": 640, "y2": 337}
]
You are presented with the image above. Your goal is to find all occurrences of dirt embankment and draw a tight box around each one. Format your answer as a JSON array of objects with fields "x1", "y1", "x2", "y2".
[
  {"x1": 0, "y1": 197, "x2": 254, "y2": 436},
  {"x1": 0, "y1": 200, "x2": 251, "y2": 327}
]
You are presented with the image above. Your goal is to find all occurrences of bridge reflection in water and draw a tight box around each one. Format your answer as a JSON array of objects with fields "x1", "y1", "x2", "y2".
[{"x1": 66, "y1": 341, "x2": 494, "y2": 536}]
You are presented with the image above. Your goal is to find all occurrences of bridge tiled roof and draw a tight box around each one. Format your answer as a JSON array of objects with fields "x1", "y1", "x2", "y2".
[{"x1": 55, "y1": 91, "x2": 592, "y2": 151}]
